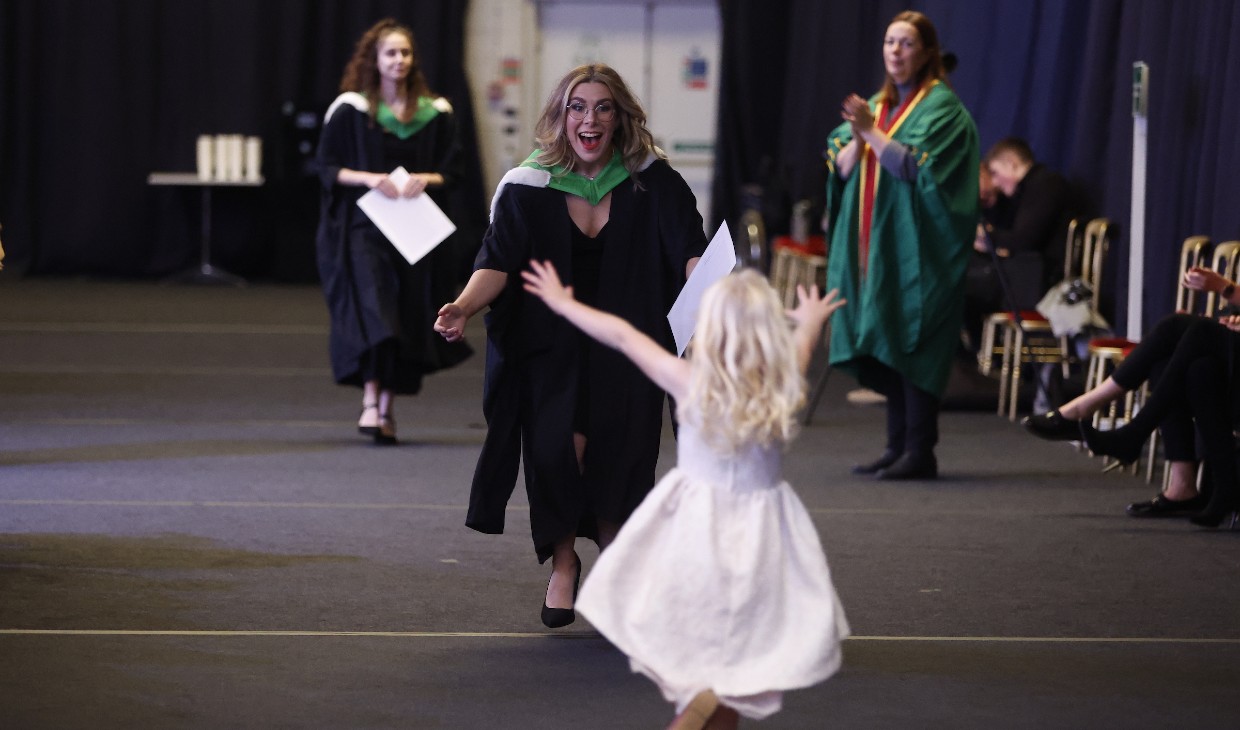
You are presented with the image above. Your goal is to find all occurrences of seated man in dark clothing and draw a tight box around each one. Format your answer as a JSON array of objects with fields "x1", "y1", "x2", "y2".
[{"x1": 963, "y1": 137, "x2": 1073, "y2": 352}]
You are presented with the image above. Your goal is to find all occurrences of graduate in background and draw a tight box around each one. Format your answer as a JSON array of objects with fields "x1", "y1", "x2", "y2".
[{"x1": 316, "y1": 18, "x2": 470, "y2": 445}]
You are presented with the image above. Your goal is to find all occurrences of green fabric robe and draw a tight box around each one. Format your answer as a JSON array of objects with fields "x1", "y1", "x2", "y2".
[{"x1": 823, "y1": 81, "x2": 979, "y2": 397}]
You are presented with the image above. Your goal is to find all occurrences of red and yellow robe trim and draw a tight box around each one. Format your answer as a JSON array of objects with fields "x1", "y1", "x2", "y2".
[{"x1": 857, "y1": 80, "x2": 938, "y2": 278}]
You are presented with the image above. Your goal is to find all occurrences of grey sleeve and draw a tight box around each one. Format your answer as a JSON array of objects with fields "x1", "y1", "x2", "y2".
[{"x1": 878, "y1": 140, "x2": 919, "y2": 181}]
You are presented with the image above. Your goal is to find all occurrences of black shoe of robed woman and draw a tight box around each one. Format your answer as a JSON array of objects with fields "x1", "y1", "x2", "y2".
[
  {"x1": 1126, "y1": 493, "x2": 1209, "y2": 518},
  {"x1": 1021, "y1": 410, "x2": 1084, "y2": 441},
  {"x1": 541, "y1": 553, "x2": 582, "y2": 629},
  {"x1": 1080, "y1": 423, "x2": 1145, "y2": 465},
  {"x1": 852, "y1": 449, "x2": 901, "y2": 475},
  {"x1": 876, "y1": 451, "x2": 938, "y2": 481}
]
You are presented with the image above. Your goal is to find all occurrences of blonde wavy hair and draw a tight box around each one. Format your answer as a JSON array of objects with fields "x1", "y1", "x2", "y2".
[
  {"x1": 532, "y1": 63, "x2": 664, "y2": 181},
  {"x1": 680, "y1": 270, "x2": 805, "y2": 453}
]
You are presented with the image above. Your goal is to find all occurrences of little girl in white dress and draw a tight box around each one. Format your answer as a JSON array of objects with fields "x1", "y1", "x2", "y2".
[{"x1": 522, "y1": 263, "x2": 850, "y2": 730}]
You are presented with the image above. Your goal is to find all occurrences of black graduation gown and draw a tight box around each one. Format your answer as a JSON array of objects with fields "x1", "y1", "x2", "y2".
[
  {"x1": 467, "y1": 159, "x2": 707, "y2": 561},
  {"x1": 314, "y1": 97, "x2": 471, "y2": 393}
]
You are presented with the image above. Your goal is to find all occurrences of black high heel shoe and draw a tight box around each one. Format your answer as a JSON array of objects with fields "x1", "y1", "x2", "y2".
[
  {"x1": 1080, "y1": 423, "x2": 1144, "y2": 465},
  {"x1": 1021, "y1": 410, "x2": 1084, "y2": 441},
  {"x1": 541, "y1": 553, "x2": 581, "y2": 628},
  {"x1": 1189, "y1": 491, "x2": 1240, "y2": 529},
  {"x1": 1190, "y1": 509, "x2": 1240, "y2": 529}
]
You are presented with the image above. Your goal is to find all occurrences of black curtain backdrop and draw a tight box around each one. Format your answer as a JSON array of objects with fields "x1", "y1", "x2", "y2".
[
  {"x1": 0, "y1": 0, "x2": 484, "y2": 282},
  {"x1": 715, "y1": 0, "x2": 1240, "y2": 334}
]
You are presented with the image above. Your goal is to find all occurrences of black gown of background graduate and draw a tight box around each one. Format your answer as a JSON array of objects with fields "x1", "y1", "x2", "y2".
[
  {"x1": 468, "y1": 155, "x2": 706, "y2": 562},
  {"x1": 315, "y1": 93, "x2": 471, "y2": 394}
]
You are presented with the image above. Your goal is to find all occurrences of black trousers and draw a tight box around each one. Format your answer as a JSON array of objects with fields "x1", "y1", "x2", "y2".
[
  {"x1": 862, "y1": 358, "x2": 940, "y2": 456},
  {"x1": 1113, "y1": 315, "x2": 1239, "y2": 496},
  {"x1": 1110, "y1": 314, "x2": 1196, "y2": 460},
  {"x1": 1111, "y1": 314, "x2": 1240, "y2": 461}
]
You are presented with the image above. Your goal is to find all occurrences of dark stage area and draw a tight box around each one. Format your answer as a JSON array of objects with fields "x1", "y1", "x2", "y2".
[{"x1": 1, "y1": 279, "x2": 1237, "y2": 729}]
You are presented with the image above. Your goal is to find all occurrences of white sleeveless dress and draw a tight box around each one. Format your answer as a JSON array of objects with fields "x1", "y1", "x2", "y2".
[{"x1": 575, "y1": 421, "x2": 849, "y2": 719}]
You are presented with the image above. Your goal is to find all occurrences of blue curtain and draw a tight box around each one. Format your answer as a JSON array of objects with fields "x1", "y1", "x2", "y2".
[{"x1": 716, "y1": 0, "x2": 1240, "y2": 333}]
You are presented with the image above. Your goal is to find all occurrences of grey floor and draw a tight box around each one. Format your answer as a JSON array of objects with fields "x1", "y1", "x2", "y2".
[{"x1": 1, "y1": 278, "x2": 1237, "y2": 730}]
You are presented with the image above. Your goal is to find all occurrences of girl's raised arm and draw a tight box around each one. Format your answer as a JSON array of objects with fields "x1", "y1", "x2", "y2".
[
  {"x1": 787, "y1": 284, "x2": 846, "y2": 374},
  {"x1": 522, "y1": 260, "x2": 689, "y2": 398}
]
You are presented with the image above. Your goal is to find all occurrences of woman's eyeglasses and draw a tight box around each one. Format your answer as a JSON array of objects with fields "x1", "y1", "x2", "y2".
[{"x1": 565, "y1": 101, "x2": 616, "y2": 122}]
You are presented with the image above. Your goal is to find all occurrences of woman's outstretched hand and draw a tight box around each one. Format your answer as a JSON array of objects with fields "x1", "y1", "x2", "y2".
[
  {"x1": 788, "y1": 284, "x2": 846, "y2": 328},
  {"x1": 521, "y1": 260, "x2": 576, "y2": 315},
  {"x1": 434, "y1": 303, "x2": 467, "y2": 342}
]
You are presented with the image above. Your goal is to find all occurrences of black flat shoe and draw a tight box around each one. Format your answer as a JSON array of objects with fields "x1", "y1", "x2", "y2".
[
  {"x1": 1126, "y1": 493, "x2": 1209, "y2": 518},
  {"x1": 540, "y1": 553, "x2": 581, "y2": 629},
  {"x1": 1080, "y1": 423, "x2": 1144, "y2": 465},
  {"x1": 876, "y1": 451, "x2": 938, "y2": 481},
  {"x1": 1021, "y1": 410, "x2": 1084, "y2": 441},
  {"x1": 852, "y1": 449, "x2": 901, "y2": 475}
]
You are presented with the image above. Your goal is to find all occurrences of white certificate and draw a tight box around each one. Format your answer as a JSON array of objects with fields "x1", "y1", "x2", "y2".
[
  {"x1": 667, "y1": 222, "x2": 738, "y2": 355},
  {"x1": 356, "y1": 166, "x2": 456, "y2": 266}
]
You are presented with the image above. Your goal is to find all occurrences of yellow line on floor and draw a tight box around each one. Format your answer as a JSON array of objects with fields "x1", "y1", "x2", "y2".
[
  {"x1": 0, "y1": 499, "x2": 906, "y2": 516},
  {"x1": 0, "y1": 629, "x2": 1237, "y2": 644},
  {"x1": 0, "y1": 322, "x2": 327, "y2": 335},
  {"x1": 0, "y1": 499, "x2": 518, "y2": 511}
]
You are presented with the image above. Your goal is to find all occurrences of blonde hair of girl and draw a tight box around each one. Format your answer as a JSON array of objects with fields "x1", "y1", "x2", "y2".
[{"x1": 681, "y1": 269, "x2": 805, "y2": 453}]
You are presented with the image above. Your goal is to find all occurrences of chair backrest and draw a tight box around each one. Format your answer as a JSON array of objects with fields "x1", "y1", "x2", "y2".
[
  {"x1": 1080, "y1": 218, "x2": 1112, "y2": 316},
  {"x1": 1206, "y1": 240, "x2": 1240, "y2": 315},
  {"x1": 1062, "y1": 217, "x2": 1084, "y2": 280},
  {"x1": 1175, "y1": 235, "x2": 1212, "y2": 314}
]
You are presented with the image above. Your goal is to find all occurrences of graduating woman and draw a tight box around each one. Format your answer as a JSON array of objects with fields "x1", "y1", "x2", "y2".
[
  {"x1": 316, "y1": 18, "x2": 471, "y2": 445},
  {"x1": 435, "y1": 64, "x2": 706, "y2": 627}
]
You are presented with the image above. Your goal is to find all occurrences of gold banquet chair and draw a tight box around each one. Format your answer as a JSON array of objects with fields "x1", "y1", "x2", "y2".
[
  {"x1": 997, "y1": 218, "x2": 1112, "y2": 421},
  {"x1": 1205, "y1": 240, "x2": 1240, "y2": 316},
  {"x1": 978, "y1": 218, "x2": 1083, "y2": 378}
]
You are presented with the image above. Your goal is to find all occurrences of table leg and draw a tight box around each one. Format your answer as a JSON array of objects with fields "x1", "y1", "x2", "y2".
[{"x1": 163, "y1": 185, "x2": 246, "y2": 286}]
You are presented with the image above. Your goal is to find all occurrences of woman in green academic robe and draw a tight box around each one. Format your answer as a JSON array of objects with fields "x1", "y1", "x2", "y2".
[{"x1": 823, "y1": 10, "x2": 979, "y2": 480}]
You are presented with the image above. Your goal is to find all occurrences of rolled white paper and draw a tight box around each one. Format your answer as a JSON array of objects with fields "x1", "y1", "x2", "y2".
[
  {"x1": 213, "y1": 134, "x2": 229, "y2": 181},
  {"x1": 244, "y1": 136, "x2": 262, "y2": 182},
  {"x1": 196, "y1": 135, "x2": 213, "y2": 180},
  {"x1": 227, "y1": 135, "x2": 244, "y2": 181}
]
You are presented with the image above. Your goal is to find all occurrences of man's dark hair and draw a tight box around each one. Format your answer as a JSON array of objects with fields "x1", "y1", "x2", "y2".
[{"x1": 985, "y1": 137, "x2": 1035, "y2": 165}]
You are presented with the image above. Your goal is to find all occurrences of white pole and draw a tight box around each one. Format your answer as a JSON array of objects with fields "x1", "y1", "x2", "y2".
[{"x1": 1128, "y1": 62, "x2": 1149, "y2": 340}]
